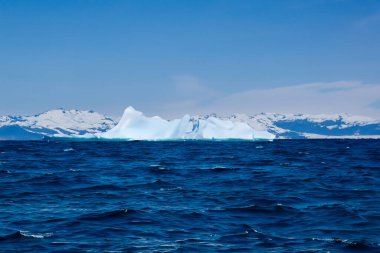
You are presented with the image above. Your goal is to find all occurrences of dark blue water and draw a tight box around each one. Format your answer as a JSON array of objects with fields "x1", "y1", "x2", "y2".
[{"x1": 0, "y1": 140, "x2": 379, "y2": 252}]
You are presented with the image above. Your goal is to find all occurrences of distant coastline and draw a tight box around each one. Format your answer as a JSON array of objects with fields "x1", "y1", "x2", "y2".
[{"x1": 1, "y1": 107, "x2": 379, "y2": 140}]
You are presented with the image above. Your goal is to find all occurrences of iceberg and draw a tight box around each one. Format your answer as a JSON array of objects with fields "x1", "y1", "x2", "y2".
[{"x1": 96, "y1": 107, "x2": 275, "y2": 141}]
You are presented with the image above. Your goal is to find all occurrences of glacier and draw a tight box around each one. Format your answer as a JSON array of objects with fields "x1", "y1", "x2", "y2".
[{"x1": 96, "y1": 107, "x2": 275, "y2": 141}]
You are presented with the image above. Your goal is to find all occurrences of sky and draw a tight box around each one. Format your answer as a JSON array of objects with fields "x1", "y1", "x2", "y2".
[{"x1": 1, "y1": 0, "x2": 380, "y2": 119}]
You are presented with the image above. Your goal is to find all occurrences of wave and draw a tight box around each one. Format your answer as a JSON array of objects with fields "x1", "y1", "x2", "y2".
[
  {"x1": 0, "y1": 231, "x2": 52, "y2": 241},
  {"x1": 146, "y1": 165, "x2": 173, "y2": 173},
  {"x1": 207, "y1": 167, "x2": 239, "y2": 172},
  {"x1": 305, "y1": 203, "x2": 362, "y2": 219},
  {"x1": 75, "y1": 184, "x2": 124, "y2": 191},
  {"x1": 1, "y1": 140, "x2": 379, "y2": 252},
  {"x1": 218, "y1": 226, "x2": 268, "y2": 243},
  {"x1": 311, "y1": 237, "x2": 379, "y2": 250},
  {"x1": 78, "y1": 209, "x2": 140, "y2": 221},
  {"x1": 129, "y1": 179, "x2": 176, "y2": 190},
  {"x1": 220, "y1": 204, "x2": 299, "y2": 215}
]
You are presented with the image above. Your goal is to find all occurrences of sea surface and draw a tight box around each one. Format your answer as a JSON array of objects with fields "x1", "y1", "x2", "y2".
[{"x1": 0, "y1": 140, "x2": 379, "y2": 252}]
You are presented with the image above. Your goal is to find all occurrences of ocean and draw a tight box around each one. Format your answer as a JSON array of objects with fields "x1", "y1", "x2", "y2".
[{"x1": 0, "y1": 140, "x2": 379, "y2": 252}]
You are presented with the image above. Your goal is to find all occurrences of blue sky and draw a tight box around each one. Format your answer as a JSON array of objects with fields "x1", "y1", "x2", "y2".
[{"x1": 1, "y1": 0, "x2": 380, "y2": 118}]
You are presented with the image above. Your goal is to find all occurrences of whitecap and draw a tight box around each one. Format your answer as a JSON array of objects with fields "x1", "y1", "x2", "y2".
[{"x1": 20, "y1": 231, "x2": 53, "y2": 239}]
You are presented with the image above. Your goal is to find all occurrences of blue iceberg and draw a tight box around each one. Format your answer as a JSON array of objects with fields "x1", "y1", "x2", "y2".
[{"x1": 96, "y1": 107, "x2": 275, "y2": 141}]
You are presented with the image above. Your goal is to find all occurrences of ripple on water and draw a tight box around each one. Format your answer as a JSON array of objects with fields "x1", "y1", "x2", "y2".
[
  {"x1": 0, "y1": 140, "x2": 379, "y2": 252},
  {"x1": 0, "y1": 231, "x2": 53, "y2": 241}
]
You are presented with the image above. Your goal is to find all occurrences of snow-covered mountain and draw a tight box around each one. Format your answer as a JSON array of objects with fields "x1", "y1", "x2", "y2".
[
  {"x1": 225, "y1": 113, "x2": 380, "y2": 139},
  {"x1": 0, "y1": 108, "x2": 379, "y2": 140},
  {"x1": 0, "y1": 109, "x2": 115, "y2": 140}
]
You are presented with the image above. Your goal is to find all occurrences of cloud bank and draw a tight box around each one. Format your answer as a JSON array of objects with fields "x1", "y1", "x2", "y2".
[{"x1": 162, "y1": 80, "x2": 380, "y2": 119}]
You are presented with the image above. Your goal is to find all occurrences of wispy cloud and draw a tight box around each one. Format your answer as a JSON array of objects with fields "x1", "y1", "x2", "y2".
[
  {"x1": 157, "y1": 75, "x2": 222, "y2": 117},
  {"x1": 353, "y1": 11, "x2": 380, "y2": 30},
  {"x1": 171, "y1": 75, "x2": 217, "y2": 98},
  {"x1": 161, "y1": 80, "x2": 380, "y2": 119}
]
